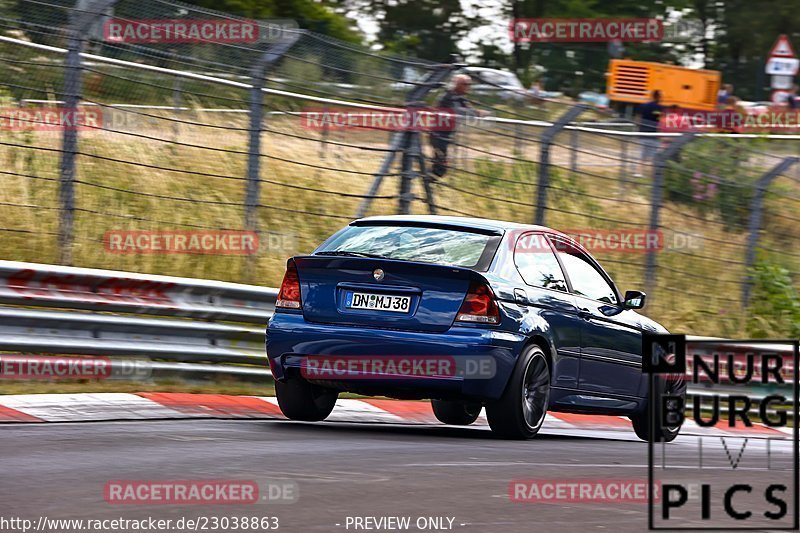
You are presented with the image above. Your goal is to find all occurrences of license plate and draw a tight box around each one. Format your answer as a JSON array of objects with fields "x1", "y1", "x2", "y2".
[{"x1": 346, "y1": 292, "x2": 411, "y2": 313}]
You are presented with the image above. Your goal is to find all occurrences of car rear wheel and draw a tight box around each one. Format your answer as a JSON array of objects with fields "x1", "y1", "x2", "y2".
[
  {"x1": 431, "y1": 400, "x2": 482, "y2": 425},
  {"x1": 275, "y1": 378, "x2": 338, "y2": 421},
  {"x1": 631, "y1": 374, "x2": 686, "y2": 442},
  {"x1": 486, "y1": 345, "x2": 550, "y2": 439}
]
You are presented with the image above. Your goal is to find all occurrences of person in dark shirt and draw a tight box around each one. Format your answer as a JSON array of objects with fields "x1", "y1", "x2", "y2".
[
  {"x1": 638, "y1": 90, "x2": 663, "y2": 132},
  {"x1": 636, "y1": 90, "x2": 663, "y2": 175},
  {"x1": 717, "y1": 84, "x2": 733, "y2": 107},
  {"x1": 429, "y1": 74, "x2": 482, "y2": 178},
  {"x1": 788, "y1": 85, "x2": 798, "y2": 110}
]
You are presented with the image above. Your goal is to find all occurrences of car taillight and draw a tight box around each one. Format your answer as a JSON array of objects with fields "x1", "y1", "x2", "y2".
[
  {"x1": 276, "y1": 261, "x2": 302, "y2": 309},
  {"x1": 456, "y1": 281, "x2": 500, "y2": 324}
]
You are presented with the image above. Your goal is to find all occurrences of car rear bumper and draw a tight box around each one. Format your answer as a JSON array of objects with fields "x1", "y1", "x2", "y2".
[{"x1": 266, "y1": 312, "x2": 527, "y2": 401}]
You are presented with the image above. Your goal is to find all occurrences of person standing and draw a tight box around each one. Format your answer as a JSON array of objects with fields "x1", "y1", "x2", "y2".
[
  {"x1": 528, "y1": 80, "x2": 543, "y2": 102},
  {"x1": 787, "y1": 85, "x2": 798, "y2": 110},
  {"x1": 636, "y1": 90, "x2": 663, "y2": 175},
  {"x1": 429, "y1": 74, "x2": 484, "y2": 178},
  {"x1": 717, "y1": 84, "x2": 733, "y2": 108}
]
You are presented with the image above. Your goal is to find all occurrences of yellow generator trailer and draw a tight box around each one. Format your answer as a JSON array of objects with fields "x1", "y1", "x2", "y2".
[{"x1": 606, "y1": 59, "x2": 721, "y2": 111}]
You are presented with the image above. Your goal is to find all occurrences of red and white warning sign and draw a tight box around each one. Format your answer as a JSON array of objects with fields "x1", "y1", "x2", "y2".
[
  {"x1": 766, "y1": 35, "x2": 798, "y2": 77},
  {"x1": 769, "y1": 34, "x2": 797, "y2": 58},
  {"x1": 766, "y1": 35, "x2": 798, "y2": 101}
]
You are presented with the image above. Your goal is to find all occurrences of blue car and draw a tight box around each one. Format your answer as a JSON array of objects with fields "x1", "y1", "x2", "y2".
[{"x1": 267, "y1": 215, "x2": 685, "y2": 440}]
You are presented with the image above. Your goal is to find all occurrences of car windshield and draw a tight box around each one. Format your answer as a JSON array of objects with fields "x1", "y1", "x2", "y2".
[{"x1": 316, "y1": 225, "x2": 496, "y2": 268}]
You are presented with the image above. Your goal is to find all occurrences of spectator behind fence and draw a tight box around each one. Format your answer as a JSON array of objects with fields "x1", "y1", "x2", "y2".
[
  {"x1": 429, "y1": 74, "x2": 485, "y2": 178},
  {"x1": 717, "y1": 84, "x2": 733, "y2": 108},
  {"x1": 527, "y1": 80, "x2": 544, "y2": 106},
  {"x1": 635, "y1": 90, "x2": 663, "y2": 176},
  {"x1": 788, "y1": 85, "x2": 798, "y2": 110}
]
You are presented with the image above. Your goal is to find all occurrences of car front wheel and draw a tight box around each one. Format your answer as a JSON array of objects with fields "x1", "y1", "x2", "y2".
[{"x1": 486, "y1": 345, "x2": 550, "y2": 439}]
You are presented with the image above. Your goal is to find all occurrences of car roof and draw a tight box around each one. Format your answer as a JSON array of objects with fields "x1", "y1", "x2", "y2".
[{"x1": 353, "y1": 215, "x2": 553, "y2": 233}]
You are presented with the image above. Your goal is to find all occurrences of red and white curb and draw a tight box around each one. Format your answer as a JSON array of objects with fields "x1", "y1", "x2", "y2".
[{"x1": 0, "y1": 393, "x2": 793, "y2": 441}]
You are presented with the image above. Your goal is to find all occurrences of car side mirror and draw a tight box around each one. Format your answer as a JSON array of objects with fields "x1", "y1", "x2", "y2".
[{"x1": 623, "y1": 290, "x2": 646, "y2": 309}]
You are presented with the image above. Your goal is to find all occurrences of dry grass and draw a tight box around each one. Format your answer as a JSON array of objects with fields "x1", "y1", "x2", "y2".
[{"x1": 0, "y1": 109, "x2": 797, "y2": 338}]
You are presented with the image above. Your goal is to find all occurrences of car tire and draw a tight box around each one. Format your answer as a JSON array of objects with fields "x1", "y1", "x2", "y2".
[
  {"x1": 485, "y1": 344, "x2": 550, "y2": 439},
  {"x1": 275, "y1": 378, "x2": 338, "y2": 422},
  {"x1": 431, "y1": 400, "x2": 482, "y2": 426},
  {"x1": 631, "y1": 374, "x2": 687, "y2": 443}
]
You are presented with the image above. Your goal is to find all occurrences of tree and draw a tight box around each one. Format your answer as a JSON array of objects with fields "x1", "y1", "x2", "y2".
[
  {"x1": 180, "y1": 0, "x2": 362, "y2": 43},
  {"x1": 490, "y1": 0, "x2": 684, "y2": 92},
  {"x1": 707, "y1": 0, "x2": 800, "y2": 100},
  {"x1": 358, "y1": 0, "x2": 474, "y2": 62}
]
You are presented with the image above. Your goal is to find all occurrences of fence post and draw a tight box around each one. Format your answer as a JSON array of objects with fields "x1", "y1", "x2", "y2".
[
  {"x1": 244, "y1": 35, "x2": 299, "y2": 234},
  {"x1": 398, "y1": 132, "x2": 414, "y2": 215},
  {"x1": 569, "y1": 126, "x2": 578, "y2": 174},
  {"x1": 58, "y1": 0, "x2": 118, "y2": 265},
  {"x1": 410, "y1": 131, "x2": 437, "y2": 214},
  {"x1": 171, "y1": 76, "x2": 182, "y2": 144},
  {"x1": 534, "y1": 105, "x2": 588, "y2": 226},
  {"x1": 644, "y1": 132, "x2": 695, "y2": 299},
  {"x1": 618, "y1": 136, "x2": 628, "y2": 197},
  {"x1": 741, "y1": 157, "x2": 799, "y2": 306},
  {"x1": 513, "y1": 102, "x2": 523, "y2": 156},
  {"x1": 243, "y1": 34, "x2": 299, "y2": 280}
]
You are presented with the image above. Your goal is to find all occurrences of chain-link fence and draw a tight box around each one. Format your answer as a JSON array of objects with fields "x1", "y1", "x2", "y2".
[{"x1": 0, "y1": 0, "x2": 799, "y2": 338}]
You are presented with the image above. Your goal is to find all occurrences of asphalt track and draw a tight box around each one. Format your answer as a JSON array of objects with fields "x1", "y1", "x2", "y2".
[{"x1": 1, "y1": 417, "x2": 796, "y2": 533}]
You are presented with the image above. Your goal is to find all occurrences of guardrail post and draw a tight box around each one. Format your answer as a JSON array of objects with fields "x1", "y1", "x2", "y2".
[
  {"x1": 58, "y1": 0, "x2": 118, "y2": 265},
  {"x1": 644, "y1": 133, "x2": 695, "y2": 299},
  {"x1": 742, "y1": 157, "x2": 799, "y2": 306},
  {"x1": 534, "y1": 105, "x2": 589, "y2": 225}
]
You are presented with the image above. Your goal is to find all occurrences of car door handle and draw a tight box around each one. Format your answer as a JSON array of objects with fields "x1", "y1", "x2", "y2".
[
  {"x1": 578, "y1": 308, "x2": 592, "y2": 319},
  {"x1": 514, "y1": 288, "x2": 528, "y2": 305}
]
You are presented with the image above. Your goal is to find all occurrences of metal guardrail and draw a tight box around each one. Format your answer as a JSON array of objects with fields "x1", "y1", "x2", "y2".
[
  {"x1": 0, "y1": 260, "x2": 275, "y2": 375},
  {"x1": 0, "y1": 260, "x2": 795, "y2": 393}
]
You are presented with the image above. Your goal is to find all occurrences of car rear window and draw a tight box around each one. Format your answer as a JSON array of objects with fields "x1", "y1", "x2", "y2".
[{"x1": 317, "y1": 225, "x2": 498, "y2": 269}]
